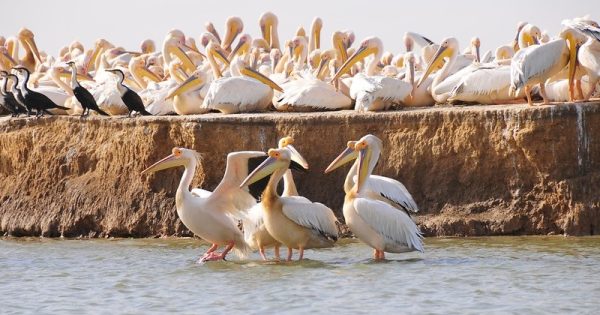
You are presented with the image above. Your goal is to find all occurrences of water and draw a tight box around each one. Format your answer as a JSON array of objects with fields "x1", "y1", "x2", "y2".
[{"x1": 1, "y1": 236, "x2": 599, "y2": 314}]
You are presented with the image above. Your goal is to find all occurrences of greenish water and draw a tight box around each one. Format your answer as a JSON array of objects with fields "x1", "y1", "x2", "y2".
[{"x1": 1, "y1": 236, "x2": 599, "y2": 314}]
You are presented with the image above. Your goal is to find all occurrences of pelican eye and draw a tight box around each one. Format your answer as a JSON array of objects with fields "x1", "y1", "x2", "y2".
[{"x1": 172, "y1": 148, "x2": 182, "y2": 157}]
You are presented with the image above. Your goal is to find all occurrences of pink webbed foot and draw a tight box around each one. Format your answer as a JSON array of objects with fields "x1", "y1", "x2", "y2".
[{"x1": 198, "y1": 252, "x2": 224, "y2": 263}]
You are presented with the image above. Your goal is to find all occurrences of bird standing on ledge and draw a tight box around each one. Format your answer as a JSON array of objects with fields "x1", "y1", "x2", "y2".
[
  {"x1": 13, "y1": 66, "x2": 70, "y2": 117},
  {"x1": 66, "y1": 62, "x2": 109, "y2": 117},
  {"x1": 105, "y1": 68, "x2": 152, "y2": 117}
]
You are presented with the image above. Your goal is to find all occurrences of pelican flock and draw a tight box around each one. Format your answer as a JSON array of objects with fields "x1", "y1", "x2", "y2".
[
  {"x1": 2, "y1": 13, "x2": 600, "y2": 263},
  {"x1": 1, "y1": 14, "x2": 599, "y2": 118}
]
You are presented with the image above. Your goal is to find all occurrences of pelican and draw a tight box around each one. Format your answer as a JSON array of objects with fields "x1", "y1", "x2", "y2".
[
  {"x1": 259, "y1": 12, "x2": 280, "y2": 50},
  {"x1": 142, "y1": 148, "x2": 271, "y2": 262},
  {"x1": 562, "y1": 20, "x2": 600, "y2": 100},
  {"x1": 331, "y1": 37, "x2": 412, "y2": 111},
  {"x1": 510, "y1": 27, "x2": 582, "y2": 105},
  {"x1": 325, "y1": 135, "x2": 419, "y2": 213},
  {"x1": 241, "y1": 148, "x2": 338, "y2": 261},
  {"x1": 242, "y1": 136, "x2": 310, "y2": 261},
  {"x1": 325, "y1": 134, "x2": 423, "y2": 260},
  {"x1": 308, "y1": 17, "x2": 323, "y2": 53},
  {"x1": 402, "y1": 52, "x2": 435, "y2": 107}
]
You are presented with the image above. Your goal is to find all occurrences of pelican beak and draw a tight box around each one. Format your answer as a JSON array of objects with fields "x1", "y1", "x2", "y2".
[
  {"x1": 408, "y1": 57, "x2": 416, "y2": 96},
  {"x1": 138, "y1": 66, "x2": 162, "y2": 83},
  {"x1": 141, "y1": 153, "x2": 182, "y2": 175},
  {"x1": 315, "y1": 57, "x2": 327, "y2": 79},
  {"x1": 532, "y1": 36, "x2": 539, "y2": 46},
  {"x1": 24, "y1": 37, "x2": 42, "y2": 65},
  {"x1": 85, "y1": 46, "x2": 102, "y2": 73},
  {"x1": 171, "y1": 43, "x2": 196, "y2": 74},
  {"x1": 165, "y1": 72, "x2": 204, "y2": 100},
  {"x1": 0, "y1": 50, "x2": 16, "y2": 67},
  {"x1": 568, "y1": 39, "x2": 579, "y2": 101},
  {"x1": 324, "y1": 144, "x2": 358, "y2": 173},
  {"x1": 285, "y1": 144, "x2": 309, "y2": 169},
  {"x1": 240, "y1": 66, "x2": 283, "y2": 92},
  {"x1": 222, "y1": 23, "x2": 241, "y2": 51},
  {"x1": 240, "y1": 155, "x2": 284, "y2": 187},
  {"x1": 417, "y1": 45, "x2": 452, "y2": 88},
  {"x1": 313, "y1": 26, "x2": 321, "y2": 50},
  {"x1": 335, "y1": 36, "x2": 348, "y2": 63},
  {"x1": 229, "y1": 39, "x2": 246, "y2": 60},
  {"x1": 331, "y1": 44, "x2": 375, "y2": 83},
  {"x1": 212, "y1": 46, "x2": 231, "y2": 67},
  {"x1": 356, "y1": 147, "x2": 371, "y2": 193},
  {"x1": 475, "y1": 45, "x2": 481, "y2": 63},
  {"x1": 261, "y1": 22, "x2": 271, "y2": 48}
]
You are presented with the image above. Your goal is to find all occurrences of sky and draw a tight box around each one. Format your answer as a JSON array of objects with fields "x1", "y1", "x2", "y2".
[{"x1": 1, "y1": 0, "x2": 598, "y2": 58}]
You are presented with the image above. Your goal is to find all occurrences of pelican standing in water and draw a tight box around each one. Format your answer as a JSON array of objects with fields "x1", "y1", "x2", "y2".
[
  {"x1": 142, "y1": 148, "x2": 270, "y2": 262},
  {"x1": 241, "y1": 148, "x2": 338, "y2": 261},
  {"x1": 325, "y1": 135, "x2": 423, "y2": 260},
  {"x1": 242, "y1": 136, "x2": 310, "y2": 260}
]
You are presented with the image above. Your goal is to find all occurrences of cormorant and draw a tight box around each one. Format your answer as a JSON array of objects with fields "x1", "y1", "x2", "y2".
[
  {"x1": 13, "y1": 67, "x2": 70, "y2": 117},
  {"x1": 0, "y1": 71, "x2": 26, "y2": 116},
  {"x1": 66, "y1": 61, "x2": 109, "y2": 117},
  {"x1": 105, "y1": 68, "x2": 151, "y2": 117}
]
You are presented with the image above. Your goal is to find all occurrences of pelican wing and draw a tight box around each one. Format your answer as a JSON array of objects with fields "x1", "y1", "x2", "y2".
[
  {"x1": 281, "y1": 196, "x2": 339, "y2": 241},
  {"x1": 353, "y1": 198, "x2": 424, "y2": 252},
  {"x1": 277, "y1": 77, "x2": 351, "y2": 110},
  {"x1": 451, "y1": 65, "x2": 511, "y2": 99},
  {"x1": 213, "y1": 151, "x2": 267, "y2": 211},
  {"x1": 562, "y1": 20, "x2": 600, "y2": 42},
  {"x1": 405, "y1": 32, "x2": 435, "y2": 47},
  {"x1": 510, "y1": 40, "x2": 568, "y2": 90},
  {"x1": 367, "y1": 175, "x2": 419, "y2": 213}
]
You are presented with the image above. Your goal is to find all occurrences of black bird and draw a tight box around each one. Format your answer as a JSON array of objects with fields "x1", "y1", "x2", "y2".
[
  {"x1": 105, "y1": 68, "x2": 151, "y2": 117},
  {"x1": 4, "y1": 73, "x2": 29, "y2": 116},
  {"x1": 66, "y1": 62, "x2": 108, "y2": 117},
  {"x1": 13, "y1": 67, "x2": 70, "y2": 117},
  {"x1": 0, "y1": 71, "x2": 26, "y2": 116}
]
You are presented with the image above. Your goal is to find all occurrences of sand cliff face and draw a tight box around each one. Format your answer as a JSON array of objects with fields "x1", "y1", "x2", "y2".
[{"x1": 1, "y1": 103, "x2": 599, "y2": 237}]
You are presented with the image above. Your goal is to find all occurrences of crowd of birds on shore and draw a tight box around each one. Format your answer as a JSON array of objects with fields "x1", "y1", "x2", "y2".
[
  {"x1": 1, "y1": 13, "x2": 600, "y2": 118},
  {"x1": 142, "y1": 134, "x2": 422, "y2": 262}
]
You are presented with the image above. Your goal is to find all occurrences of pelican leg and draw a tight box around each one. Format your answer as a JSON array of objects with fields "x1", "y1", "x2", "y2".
[
  {"x1": 298, "y1": 247, "x2": 304, "y2": 261},
  {"x1": 525, "y1": 86, "x2": 533, "y2": 106},
  {"x1": 539, "y1": 83, "x2": 549, "y2": 105},
  {"x1": 286, "y1": 247, "x2": 293, "y2": 261},
  {"x1": 274, "y1": 245, "x2": 281, "y2": 261},
  {"x1": 199, "y1": 243, "x2": 219, "y2": 262},
  {"x1": 259, "y1": 246, "x2": 268, "y2": 261},
  {"x1": 378, "y1": 250, "x2": 386, "y2": 260}
]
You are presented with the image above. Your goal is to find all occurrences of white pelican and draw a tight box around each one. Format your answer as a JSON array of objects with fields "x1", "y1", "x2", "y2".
[
  {"x1": 142, "y1": 148, "x2": 270, "y2": 262},
  {"x1": 562, "y1": 20, "x2": 600, "y2": 100},
  {"x1": 325, "y1": 134, "x2": 423, "y2": 260},
  {"x1": 240, "y1": 148, "x2": 338, "y2": 261},
  {"x1": 510, "y1": 28, "x2": 581, "y2": 105},
  {"x1": 325, "y1": 135, "x2": 419, "y2": 214},
  {"x1": 242, "y1": 136, "x2": 310, "y2": 261},
  {"x1": 308, "y1": 17, "x2": 323, "y2": 53},
  {"x1": 17, "y1": 28, "x2": 42, "y2": 72},
  {"x1": 221, "y1": 16, "x2": 244, "y2": 53},
  {"x1": 331, "y1": 37, "x2": 412, "y2": 111}
]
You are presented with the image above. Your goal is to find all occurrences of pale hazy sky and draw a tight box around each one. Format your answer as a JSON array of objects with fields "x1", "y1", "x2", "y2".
[{"x1": 1, "y1": 0, "x2": 598, "y2": 58}]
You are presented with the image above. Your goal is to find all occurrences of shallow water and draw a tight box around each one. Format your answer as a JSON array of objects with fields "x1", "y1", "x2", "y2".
[{"x1": 1, "y1": 236, "x2": 599, "y2": 314}]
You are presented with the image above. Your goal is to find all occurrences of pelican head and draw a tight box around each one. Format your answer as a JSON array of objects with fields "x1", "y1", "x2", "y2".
[
  {"x1": 311, "y1": 17, "x2": 323, "y2": 50},
  {"x1": 325, "y1": 134, "x2": 382, "y2": 192},
  {"x1": 240, "y1": 148, "x2": 293, "y2": 188},
  {"x1": 471, "y1": 37, "x2": 481, "y2": 63},
  {"x1": 18, "y1": 28, "x2": 42, "y2": 65},
  {"x1": 332, "y1": 31, "x2": 349, "y2": 63},
  {"x1": 165, "y1": 68, "x2": 206, "y2": 100},
  {"x1": 259, "y1": 12, "x2": 279, "y2": 49},
  {"x1": 230, "y1": 34, "x2": 252, "y2": 60},
  {"x1": 519, "y1": 24, "x2": 541, "y2": 49},
  {"x1": 417, "y1": 37, "x2": 459, "y2": 88},
  {"x1": 296, "y1": 26, "x2": 306, "y2": 38},
  {"x1": 403, "y1": 33, "x2": 413, "y2": 52},
  {"x1": 331, "y1": 37, "x2": 382, "y2": 82},
  {"x1": 140, "y1": 39, "x2": 156, "y2": 54},
  {"x1": 200, "y1": 32, "x2": 219, "y2": 48},
  {"x1": 222, "y1": 16, "x2": 244, "y2": 51},
  {"x1": 278, "y1": 136, "x2": 309, "y2": 169},
  {"x1": 141, "y1": 147, "x2": 201, "y2": 175},
  {"x1": 205, "y1": 21, "x2": 222, "y2": 44}
]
